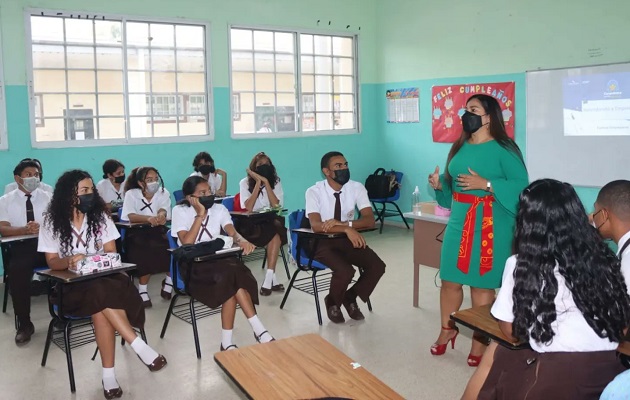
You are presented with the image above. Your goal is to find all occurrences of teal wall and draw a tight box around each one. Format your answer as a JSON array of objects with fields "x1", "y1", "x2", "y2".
[{"x1": 374, "y1": 0, "x2": 630, "y2": 214}]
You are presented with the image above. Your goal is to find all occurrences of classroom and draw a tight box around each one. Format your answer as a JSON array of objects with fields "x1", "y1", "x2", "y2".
[{"x1": 1, "y1": 0, "x2": 630, "y2": 399}]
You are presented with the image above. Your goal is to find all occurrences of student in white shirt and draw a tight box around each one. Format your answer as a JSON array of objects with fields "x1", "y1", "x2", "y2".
[
  {"x1": 121, "y1": 167, "x2": 172, "y2": 307},
  {"x1": 477, "y1": 179, "x2": 630, "y2": 400},
  {"x1": 190, "y1": 151, "x2": 227, "y2": 197},
  {"x1": 305, "y1": 151, "x2": 386, "y2": 323},
  {"x1": 171, "y1": 176, "x2": 275, "y2": 350},
  {"x1": 4, "y1": 158, "x2": 54, "y2": 195},
  {"x1": 96, "y1": 159, "x2": 126, "y2": 214},
  {"x1": 38, "y1": 169, "x2": 167, "y2": 399},
  {"x1": 238, "y1": 152, "x2": 287, "y2": 296},
  {"x1": 0, "y1": 159, "x2": 51, "y2": 345}
]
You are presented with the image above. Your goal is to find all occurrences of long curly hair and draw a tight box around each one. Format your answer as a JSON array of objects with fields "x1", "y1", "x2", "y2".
[
  {"x1": 45, "y1": 170, "x2": 107, "y2": 257},
  {"x1": 247, "y1": 152, "x2": 279, "y2": 193},
  {"x1": 123, "y1": 166, "x2": 165, "y2": 194},
  {"x1": 512, "y1": 179, "x2": 630, "y2": 344}
]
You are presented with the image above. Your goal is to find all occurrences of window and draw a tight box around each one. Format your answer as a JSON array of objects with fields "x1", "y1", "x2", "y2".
[
  {"x1": 27, "y1": 11, "x2": 211, "y2": 147},
  {"x1": 230, "y1": 27, "x2": 357, "y2": 136},
  {"x1": 0, "y1": 29, "x2": 6, "y2": 150}
]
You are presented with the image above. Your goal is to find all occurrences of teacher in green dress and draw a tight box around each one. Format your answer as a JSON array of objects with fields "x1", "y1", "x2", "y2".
[{"x1": 428, "y1": 94, "x2": 528, "y2": 367}]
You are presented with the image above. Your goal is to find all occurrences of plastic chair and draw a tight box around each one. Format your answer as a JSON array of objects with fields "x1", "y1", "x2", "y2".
[
  {"x1": 160, "y1": 229, "x2": 224, "y2": 359},
  {"x1": 221, "y1": 196, "x2": 235, "y2": 211},
  {"x1": 280, "y1": 210, "x2": 372, "y2": 325},
  {"x1": 370, "y1": 171, "x2": 410, "y2": 234},
  {"x1": 173, "y1": 190, "x2": 184, "y2": 203}
]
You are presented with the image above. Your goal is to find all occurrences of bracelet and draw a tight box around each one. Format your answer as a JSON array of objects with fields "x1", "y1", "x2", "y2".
[{"x1": 194, "y1": 214, "x2": 205, "y2": 219}]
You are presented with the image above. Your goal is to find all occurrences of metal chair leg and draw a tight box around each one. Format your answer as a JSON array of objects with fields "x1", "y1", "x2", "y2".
[
  {"x1": 280, "y1": 269, "x2": 300, "y2": 309},
  {"x1": 261, "y1": 248, "x2": 267, "y2": 270},
  {"x1": 140, "y1": 328, "x2": 147, "y2": 343},
  {"x1": 280, "y1": 246, "x2": 290, "y2": 280},
  {"x1": 160, "y1": 293, "x2": 179, "y2": 339},
  {"x1": 91, "y1": 347, "x2": 99, "y2": 361},
  {"x1": 389, "y1": 201, "x2": 410, "y2": 229},
  {"x1": 41, "y1": 318, "x2": 55, "y2": 366},
  {"x1": 64, "y1": 322, "x2": 76, "y2": 393},
  {"x1": 311, "y1": 271, "x2": 322, "y2": 325},
  {"x1": 189, "y1": 298, "x2": 202, "y2": 359},
  {"x1": 2, "y1": 272, "x2": 9, "y2": 313},
  {"x1": 367, "y1": 298, "x2": 373, "y2": 312}
]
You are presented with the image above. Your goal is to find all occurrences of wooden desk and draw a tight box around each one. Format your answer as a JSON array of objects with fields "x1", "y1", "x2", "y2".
[
  {"x1": 450, "y1": 305, "x2": 528, "y2": 350},
  {"x1": 403, "y1": 211, "x2": 448, "y2": 307},
  {"x1": 230, "y1": 209, "x2": 286, "y2": 218},
  {"x1": 36, "y1": 263, "x2": 136, "y2": 283},
  {"x1": 292, "y1": 227, "x2": 377, "y2": 238},
  {"x1": 214, "y1": 334, "x2": 403, "y2": 400}
]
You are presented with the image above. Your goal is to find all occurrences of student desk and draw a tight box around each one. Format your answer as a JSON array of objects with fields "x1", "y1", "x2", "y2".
[
  {"x1": 214, "y1": 333, "x2": 404, "y2": 400},
  {"x1": 402, "y1": 211, "x2": 449, "y2": 307},
  {"x1": 229, "y1": 209, "x2": 287, "y2": 218},
  {"x1": 450, "y1": 304, "x2": 527, "y2": 350},
  {"x1": 36, "y1": 262, "x2": 137, "y2": 284},
  {"x1": 1, "y1": 233, "x2": 39, "y2": 313}
]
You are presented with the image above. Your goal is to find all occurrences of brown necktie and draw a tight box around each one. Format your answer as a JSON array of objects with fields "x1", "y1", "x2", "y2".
[
  {"x1": 333, "y1": 192, "x2": 342, "y2": 221},
  {"x1": 26, "y1": 194, "x2": 34, "y2": 223}
]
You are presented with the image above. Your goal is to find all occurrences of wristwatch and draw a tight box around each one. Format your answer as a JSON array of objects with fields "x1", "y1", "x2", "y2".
[{"x1": 486, "y1": 181, "x2": 492, "y2": 191}]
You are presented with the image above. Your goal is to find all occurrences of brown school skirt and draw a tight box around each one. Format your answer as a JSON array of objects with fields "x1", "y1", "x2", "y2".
[
  {"x1": 125, "y1": 227, "x2": 171, "y2": 276},
  {"x1": 54, "y1": 273, "x2": 145, "y2": 328},
  {"x1": 478, "y1": 345, "x2": 625, "y2": 400},
  {"x1": 179, "y1": 256, "x2": 259, "y2": 309},
  {"x1": 237, "y1": 215, "x2": 287, "y2": 248}
]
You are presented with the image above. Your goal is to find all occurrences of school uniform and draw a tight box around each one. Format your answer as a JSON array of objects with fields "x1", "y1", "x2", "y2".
[
  {"x1": 0, "y1": 188, "x2": 50, "y2": 322},
  {"x1": 4, "y1": 181, "x2": 54, "y2": 195},
  {"x1": 305, "y1": 179, "x2": 386, "y2": 306},
  {"x1": 96, "y1": 178, "x2": 125, "y2": 204},
  {"x1": 120, "y1": 188, "x2": 171, "y2": 276},
  {"x1": 478, "y1": 255, "x2": 624, "y2": 400},
  {"x1": 171, "y1": 203, "x2": 259, "y2": 308},
  {"x1": 37, "y1": 214, "x2": 144, "y2": 327},
  {"x1": 618, "y1": 231, "x2": 630, "y2": 295},
  {"x1": 190, "y1": 171, "x2": 223, "y2": 195},
  {"x1": 237, "y1": 177, "x2": 287, "y2": 247}
]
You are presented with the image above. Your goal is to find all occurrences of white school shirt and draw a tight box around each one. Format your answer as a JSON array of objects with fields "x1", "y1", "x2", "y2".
[
  {"x1": 239, "y1": 177, "x2": 283, "y2": 211},
  {"x1": 0, "y1": 188, "x2": 51, "y2": 226},
  {"x1": 618, "y1": 231, "x2": 630, "y2": 295},
  {"x1": 305, "y1": 179, "x2": 371, "y2": 222},
  {"x1": 491, "y1": 255, "x2": 619, "y2": 353},
  {"x1": 171, "y1": 204, "x2": 233, "y2": 246},
  {"x1": 96, "y1": 179, "x2": 125, "y2": 204},
  {"x1": 38, "y1": 214, "x2": 120, "y2": 257},
  {"x1": 189, "y1": 171, "x2": 223, "y2": 194},
  {"x1": 121, "y1": 188, "x2": 172, "y2": 221},
  {"x1": 4, "y1": 181, "x2": 54, "y2": 195}
]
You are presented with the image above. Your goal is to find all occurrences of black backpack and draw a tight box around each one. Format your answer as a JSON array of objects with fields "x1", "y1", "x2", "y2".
[
  {"x1": 172, "y1": 238, "x2": 226, "y2": 264},
  {"x1": 365, "y1": 168, "x2": 399, "y2": 199}
]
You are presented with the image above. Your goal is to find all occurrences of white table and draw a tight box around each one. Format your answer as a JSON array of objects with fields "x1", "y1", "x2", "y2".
[{"x1": 403, "y1": 212, "x2": 449, "y2": 307}]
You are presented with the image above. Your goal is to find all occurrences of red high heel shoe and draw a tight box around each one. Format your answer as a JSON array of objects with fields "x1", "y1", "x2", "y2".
[
  {"x1": 430, "y1": 326, "x2": 459, "y2": 356},
  {"x1": 467, "y1": 353, "x2": 482, "y2": 367}
]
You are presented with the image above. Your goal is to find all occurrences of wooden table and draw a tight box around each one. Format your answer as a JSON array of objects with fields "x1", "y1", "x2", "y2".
[
  {"x1": 36, "y1": 262, "x2": 137, "y2": 283},
  {"x1": 450, "y1": 304, "x2": 528, "y2": 350},
  {"x1": 402, "y1": 211, "x2": 449, "y2": 308},
  {"x1": 214, "y1": 333, "x2": 403, "y2": 400}
]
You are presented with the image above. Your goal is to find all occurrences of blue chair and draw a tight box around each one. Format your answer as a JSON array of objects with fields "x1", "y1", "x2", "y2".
[
  {"x1": 370, "y1": 171, "x2": 410, "y2": 234},
  {"x1": 173, "y1": 190, "x2": 184, "y2": 202},
  {"x1": 221, "y1": 196, "x2": 235, "y2": 211},
  {"x1": 160, "y1": 229, "x2": 224, "y2": 359},
  {"x1": 280, "y1": 210, "x2": 372, "y2": 325}
]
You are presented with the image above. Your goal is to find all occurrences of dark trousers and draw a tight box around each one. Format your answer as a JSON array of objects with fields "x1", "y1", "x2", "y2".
[
  {"x1": 6, "y1": 240, "x2": 47, "y2": 324},
  {"x1": 309, "y1": 238, "x2": 385, "y2": 306}
]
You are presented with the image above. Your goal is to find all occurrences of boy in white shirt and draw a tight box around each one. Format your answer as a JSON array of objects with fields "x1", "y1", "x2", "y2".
[
  {"x1": 4, "y1": 158, "x2": 54, "y2": 195},
  {"x1": 0, "y1": 159, "x2": 51, "y2": 345},
  {"x1": 305, "y1": 151, "x2": 386, "y2": 323}
]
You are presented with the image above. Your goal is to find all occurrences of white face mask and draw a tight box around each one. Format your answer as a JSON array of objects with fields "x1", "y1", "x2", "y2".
[
  {"x1": 145, "y1": 181, "x2": 160, "y2": 194},
  {"x1": 20, "y1": 176, "x2": 40, "y2": 193}
]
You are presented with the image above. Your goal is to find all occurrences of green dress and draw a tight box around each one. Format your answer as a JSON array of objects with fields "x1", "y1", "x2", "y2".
[{"x1": 436, "y1": 140, "x2": 528, "y2": 289}]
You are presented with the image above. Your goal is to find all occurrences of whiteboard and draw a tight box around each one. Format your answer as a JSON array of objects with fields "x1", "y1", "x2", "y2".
[{"x1": 526, "y1": 62, "x2": 630, "y2": 187}]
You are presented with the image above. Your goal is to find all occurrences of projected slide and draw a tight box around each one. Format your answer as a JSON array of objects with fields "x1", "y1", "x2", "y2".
[{"x1": 563, "y1": 73, "x2": 630, "y2": 136}]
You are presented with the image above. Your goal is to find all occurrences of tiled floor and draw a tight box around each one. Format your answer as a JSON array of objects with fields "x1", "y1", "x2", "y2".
[{"x1": 0, "y1": 227, "x2": 479, "y2": 399}]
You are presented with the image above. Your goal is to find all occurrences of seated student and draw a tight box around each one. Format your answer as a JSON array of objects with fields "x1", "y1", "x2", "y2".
[
  {"x1": 4, "y1": 158, "x2": 54, "y2": 194},
  {"x1": 305, "y1": 151, "x2": 386, "y2": 323},
  {"x1": 0, "y1": 159, "x2": 52, "y2": 345},
  {"x1": 96, "y1": 159, "x2": 126, "y2": 212},
  {"x1": 190, "y1": 151, "x2": 227, "y2": 197},
  {"x1": 171, "y1": 176, "x2": 275, "y2": 350},
  {"x1": 38, "y1": 169, "x2": 166, "y2": 399},
  {"x1": 477, "y1": 179, "x2": 630, "y2": 400},
  {"x1": 121, "y1": 167, "x2": 172, "y2": 307},
  {"x1": 238, "y1": 152, "x2": 287, "y2": 296}
]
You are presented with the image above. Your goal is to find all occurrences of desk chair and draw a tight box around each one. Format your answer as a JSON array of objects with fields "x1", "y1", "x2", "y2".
[
  {"x1": 280, "y1": 210, "x2": 373, "y2": 325},
  {"x1": 370, "y1": 171, "x2": 410, "y2": 234},
  {"x1": 173, "y1": 190, "x2": 184, "y2": 203},
  {"x1": 221, "y1": 196, "x2": 235, "y2": 211},
  {"x1": 160, "y1": 230, "x2": 233, "y2": 359}
]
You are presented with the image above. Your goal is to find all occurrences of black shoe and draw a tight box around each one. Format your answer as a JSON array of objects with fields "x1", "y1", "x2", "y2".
[
  {"x1": 15, "y1": 322, "x2": 35, "y2": 346},
  {"x1": 324, "y1": 295, "x2": 345, "y2": 323},
  {"x1": 102, "y1": 381, "x2": 123, "y2": 399},
  {"x1": 342, "y1": 298, "x2": 365, "y2": 320}
]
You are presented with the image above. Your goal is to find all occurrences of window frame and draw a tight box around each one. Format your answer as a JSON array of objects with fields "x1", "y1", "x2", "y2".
[
  {"x1": 25, "y1": 9, "x2": 214, "y2": 149},
  {"x1": 228, "y1": 24, "x2": 360, "y2": 139}
]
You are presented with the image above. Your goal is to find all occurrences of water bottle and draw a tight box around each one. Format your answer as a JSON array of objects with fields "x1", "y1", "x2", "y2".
[{"x1": 412, "y1": 186, "x2": 422, "y2": 215}]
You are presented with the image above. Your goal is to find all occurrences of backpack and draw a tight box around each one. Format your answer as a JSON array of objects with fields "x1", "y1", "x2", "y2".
[
  {"x1": 365, "y1": 168, "x2": 400, "y2": 199},
  {"x1": 172, "y1": 238, "x2": 226, "y2": 264}
]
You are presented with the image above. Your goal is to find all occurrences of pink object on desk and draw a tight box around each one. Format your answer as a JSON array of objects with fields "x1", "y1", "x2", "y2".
[{"x1": 435, "y1": 205, "x2": 451, "y2": 217}]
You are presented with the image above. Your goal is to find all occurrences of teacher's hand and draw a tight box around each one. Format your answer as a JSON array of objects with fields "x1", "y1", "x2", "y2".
[
  {"x1": 428, "y1": 166, "x2": 442, "y2": 191},
  {"x1": 456, "y1": 168, "x2": 488, "y2": 191}
]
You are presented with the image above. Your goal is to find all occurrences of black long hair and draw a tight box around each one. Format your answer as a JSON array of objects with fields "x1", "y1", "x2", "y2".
[
  {"x1": 445, "y1": 94, "x2": 523, "y2": 182},
  {"x1": 123, "y1": 166, "x2": 165, "y2": 194},
  {"x1": 45, "y1": 170, "x2": 107, "y2": 257},
  {"x1": 247, "y1": 152, "x2": 279, "y2": 193},
  {"x1": 178, "y1": 176, "x2": 207, "y2": 207},
  {"x1": 512, "y1": 179, "x2": 630, "y2": 344}
]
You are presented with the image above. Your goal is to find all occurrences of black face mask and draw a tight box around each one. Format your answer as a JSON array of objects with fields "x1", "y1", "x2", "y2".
[
  {"x1": 198, "y1": 195, "x2": 215, "y2": 210},
  {"x1": 256, "y1": 164, "x2": 274, "y2": 181},
  {"x1": 198, "y1": 165, "x2": 215, "y2": 175},
  {"x1": 114, "y1": 175, "x2": 125, "y2": 184},
  {"x1": 76, "y1": 193, "x2": 95, "y2": 214},
  {"x1": 461, "y1": 111, "x2": 486, "y2": 134},
  {"x1": 332, "y1": 169, "x2": 350, "y2": 186}
]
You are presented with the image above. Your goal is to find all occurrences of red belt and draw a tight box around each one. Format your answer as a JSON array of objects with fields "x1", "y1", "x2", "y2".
[{"x1": 452, "y1": 192, "x2": 494, "y2": 276}]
